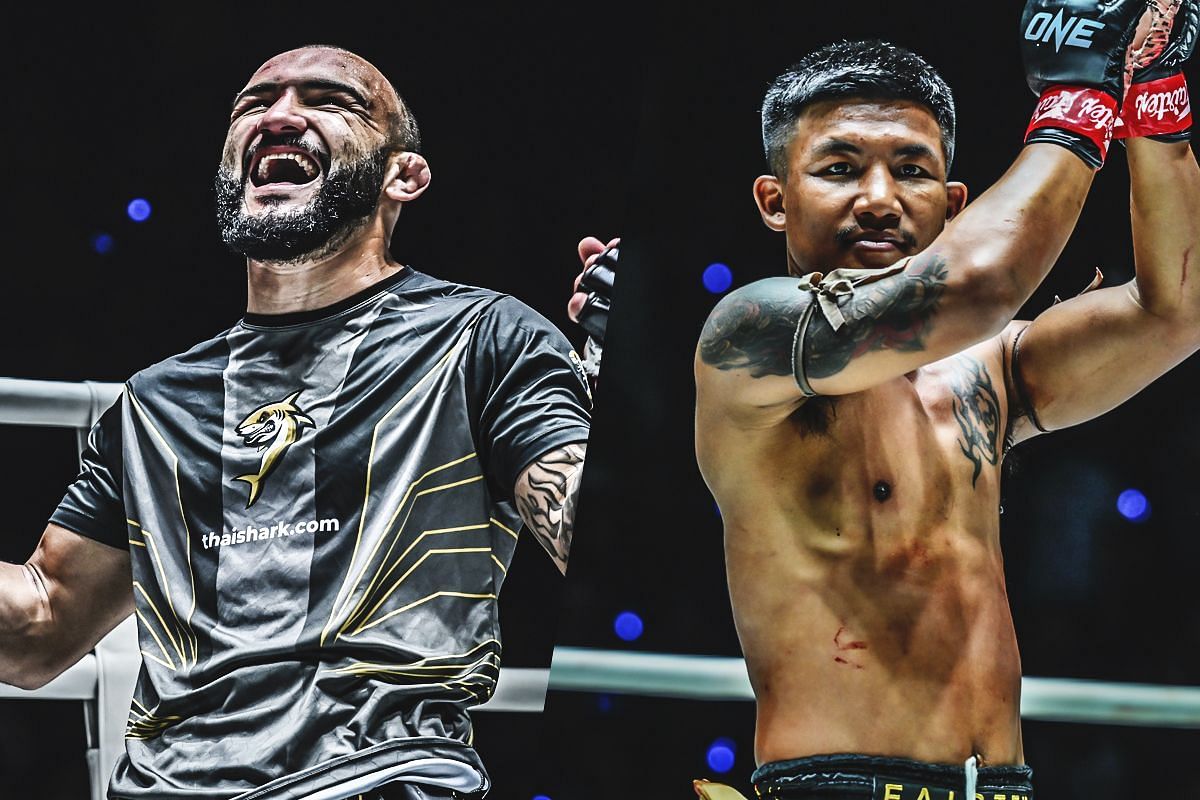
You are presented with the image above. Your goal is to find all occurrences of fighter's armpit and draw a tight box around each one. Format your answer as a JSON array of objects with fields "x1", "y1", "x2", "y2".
[
  {"x1": 514, "y1": 442, "x2": 586, "y2": 575},
  {"x1": 801, "y1": 254, "x2": 949, "y2": 383}
]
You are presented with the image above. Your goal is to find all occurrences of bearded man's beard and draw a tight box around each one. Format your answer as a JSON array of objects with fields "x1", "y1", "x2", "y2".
[{"x1": 214, "y1": 145, "x2": 389, "y2": 262}]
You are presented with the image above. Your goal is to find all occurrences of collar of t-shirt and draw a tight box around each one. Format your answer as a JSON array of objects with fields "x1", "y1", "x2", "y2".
[{"x1": 241, "y1": 267, "x2": 415, "y2": 329}]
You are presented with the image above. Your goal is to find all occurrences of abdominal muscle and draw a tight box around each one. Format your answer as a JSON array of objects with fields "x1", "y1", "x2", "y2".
[
  {"x1": 703, "y1": 379, "x2": 1025, "y2": 768},
  {"x1": 730, "y1": 531, "x2": 1024, "y2": 767}
]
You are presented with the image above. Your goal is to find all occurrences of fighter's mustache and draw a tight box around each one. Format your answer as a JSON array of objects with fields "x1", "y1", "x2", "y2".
[
  {"x1": 835, "y1": 225, "x2": 917, "y2": 251},
  {"x1": 241, "y1": 134, "x2": 330, "y2": 178}
]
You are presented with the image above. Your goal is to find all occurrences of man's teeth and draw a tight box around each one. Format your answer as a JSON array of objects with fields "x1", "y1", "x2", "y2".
[{"x1": 256, "y1": 152, "x2": 319, "y2": 182}]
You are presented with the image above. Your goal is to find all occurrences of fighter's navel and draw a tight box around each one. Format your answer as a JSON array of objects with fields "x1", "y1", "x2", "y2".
[{"x1": 873, "y1": 480, "x2": 892, "y2": 503}]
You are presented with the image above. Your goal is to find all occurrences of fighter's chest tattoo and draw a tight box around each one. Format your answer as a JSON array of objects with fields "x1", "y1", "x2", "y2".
[{"x1": 947, "y1": 355, "x2": 1001, "y2": 488}]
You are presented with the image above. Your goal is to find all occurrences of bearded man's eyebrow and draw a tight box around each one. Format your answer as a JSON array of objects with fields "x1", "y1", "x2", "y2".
[{"x1": 232, "y1": 80, "x2": 371, "y2": 108}]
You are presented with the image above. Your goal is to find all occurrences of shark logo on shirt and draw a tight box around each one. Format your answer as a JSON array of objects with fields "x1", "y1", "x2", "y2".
[{"x1": 233, "y1": 391, "x2": 315, "y2": 508}]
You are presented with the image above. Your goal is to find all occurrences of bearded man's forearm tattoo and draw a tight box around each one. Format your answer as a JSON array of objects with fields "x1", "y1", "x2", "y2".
[
  {"x1": 515, "y1": 443, "x2": 586, "y2": 574},
  {"x1": 698, "y1": 256, "x2": 949, "y2": 381},
  {"x1": 949, "y1": 354, "x2": 1001, "y2": 487}
]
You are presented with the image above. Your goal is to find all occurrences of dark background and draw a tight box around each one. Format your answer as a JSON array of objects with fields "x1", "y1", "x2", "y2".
[
  {"x1": 3, "y1": 3, "x2": 1199, "y2": 800},
  {"x1": 542, "y1": 2, "x2": 1200, "y2": 798},
  {"x1": 0, "y1": 5, "x2": 645, "y2": 798}
]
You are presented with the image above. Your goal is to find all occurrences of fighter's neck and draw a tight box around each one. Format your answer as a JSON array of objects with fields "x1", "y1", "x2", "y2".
[
  {"x1": 786, "y1": 253, "x2": 823, "y2": 277},
  {"x1": 244, "y1": 232, "x2": 403, "y2": 315}
]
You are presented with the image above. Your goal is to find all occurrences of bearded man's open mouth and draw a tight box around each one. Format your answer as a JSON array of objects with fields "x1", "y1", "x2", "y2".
[{"x1": 246, "y1": 145, "x2": 327, "y2": 189}]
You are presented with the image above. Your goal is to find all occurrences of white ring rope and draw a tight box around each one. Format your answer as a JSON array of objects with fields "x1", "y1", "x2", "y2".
[
  {"x1": 3, "y1": 377, "x2": 1198, "y2": 729},
  {"x1": 549, "y1": 647, "x2": 1200, "y2": 728},
  {"x1": 7, "y1": 648, "x2": 1196, "y2": 727},
  {"x1": 0, "y1": 377, "x2": 122, "y2": 428}
]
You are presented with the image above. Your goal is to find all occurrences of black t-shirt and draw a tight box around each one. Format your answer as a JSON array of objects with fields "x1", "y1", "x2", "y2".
[{"x1": 52, "y1": 268, "x2": 591, "y2": 799}]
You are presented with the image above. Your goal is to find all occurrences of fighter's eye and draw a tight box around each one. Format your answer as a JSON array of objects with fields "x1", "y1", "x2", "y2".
[
  {"x1": 233, "y1": 99, "x2": 268, "y2": 117},
  {"x1": 826, "y1": 162, "x2": 852, "y2": 175},
  {"x1": 898, "y1": 163, "x2": 928, "y2": 178},
  {"x1": 315, "y1": 95, "x2": 356, "y2": 109}
]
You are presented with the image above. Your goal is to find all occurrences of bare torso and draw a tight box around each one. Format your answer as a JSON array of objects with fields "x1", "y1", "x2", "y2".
[{"x1": 696, "y1": 336, "x2": 1024, "y2": 767}]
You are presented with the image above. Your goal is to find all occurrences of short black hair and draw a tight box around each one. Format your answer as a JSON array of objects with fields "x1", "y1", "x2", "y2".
[{"x1": 761, "y1": 40, "x2": 956, "y2": 178}]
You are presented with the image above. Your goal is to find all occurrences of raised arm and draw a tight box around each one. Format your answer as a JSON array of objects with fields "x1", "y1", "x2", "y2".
[
  {"x1": 1007, "y1": 139, "x2": 1200, "y2": 442},
  {"x1": 697, "y1": 145, "x2": 1094, "y2": 413},
  {"x1": 514, "y1": 443, "x2": 586, "y2": 575},
  {"x1": 698, "y1": 0, "x2": 1174, "y2": 417},
  {"x1": 0, "y1": 524, "x2": 132, "y2": 689},
  {"x1": 1005, "y1": 2, "x2": 1199, "y2": 440}
]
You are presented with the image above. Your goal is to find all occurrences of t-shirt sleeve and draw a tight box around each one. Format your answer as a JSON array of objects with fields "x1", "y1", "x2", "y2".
[
  {"x1": 468, "y1": 297, "x2": 592, "y2": 500},
  {"x1": 49, "y1": 392, "x2": 127, "y2": 549}
]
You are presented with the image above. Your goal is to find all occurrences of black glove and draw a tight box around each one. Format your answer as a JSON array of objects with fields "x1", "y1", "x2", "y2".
[
  {"x1": 575, "y1": 246, "x2": 617, "y2": 344},
  {"x1": 1116, "y1": 0, "x2": 1196, "y2": 142},
  {"x1": 1021, "y1": 0, "x2": 1165, "y2": 167}
]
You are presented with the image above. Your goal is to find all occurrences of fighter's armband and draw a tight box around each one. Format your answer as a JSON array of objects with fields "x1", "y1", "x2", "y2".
[
  {"x1": 1008, "y1": 323, "x2": 1047, "y2": 438},
  {"x1": 1008, "y1": 267, "x2": 1106, "y2": 442},
  {"x1": 791, "y1": 260, "x2": 911, "y2": 397}
]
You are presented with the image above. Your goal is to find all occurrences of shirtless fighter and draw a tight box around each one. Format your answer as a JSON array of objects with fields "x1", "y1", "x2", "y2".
[
  {"x1": 695, "y1": 2, "x2": 1199, "y2": 797},
  {"x1": 0, "y1": 46, "x2": 599, "y2": 799}
]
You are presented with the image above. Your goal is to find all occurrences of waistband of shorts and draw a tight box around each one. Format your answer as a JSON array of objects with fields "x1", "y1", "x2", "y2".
[{"x1": 751, "y1": 754, "x2": 1033, "y2": 799}]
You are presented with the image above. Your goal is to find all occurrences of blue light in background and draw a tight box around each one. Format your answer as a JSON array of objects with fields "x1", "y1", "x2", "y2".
[
  {"x1": 533, "y1": 795, "x2": 552, "y2": 800},
  {"x1": 703, "y1": 262, "x2": 733, "y2": 294},
  {"x1": 90, "y1": 233, "x2": 115, "y2": 254},
  {"x1": 127, "y1": 198, "x2": 152, "y2": 222},
  {"x1": 1116, "y1": 488, "x2": 1150, "y2": 522},
  {"x1": 613, "y1": 610, "x2": 644, "y2": 642},
  {"x1": 596, "y1": 693, "x2": 614, "y2": 712},
  {"x1": 706, "y1": 737, "x2": 736, "y2": 773}
]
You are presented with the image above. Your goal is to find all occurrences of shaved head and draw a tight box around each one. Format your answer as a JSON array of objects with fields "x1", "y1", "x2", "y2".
[
  {"x1": 218, "y1": 44, "x2": 429, "y2": 262},
  {"x1": 254, "y1": 45, "x2": 421, "y2": 153}
]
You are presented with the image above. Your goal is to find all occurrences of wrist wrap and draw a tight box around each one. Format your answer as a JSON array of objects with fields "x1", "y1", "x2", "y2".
[
  {"x1": 1115, "y1": 71, "x2": 1193, "y2": 139},
  {"x1": 1025, "y1": 85, "x2": 1119, "y2": 167}
]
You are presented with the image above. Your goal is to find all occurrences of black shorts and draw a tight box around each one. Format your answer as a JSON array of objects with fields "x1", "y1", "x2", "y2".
[{"x1": 751, "y1": 754, "x2": 1033, "y2": 799}]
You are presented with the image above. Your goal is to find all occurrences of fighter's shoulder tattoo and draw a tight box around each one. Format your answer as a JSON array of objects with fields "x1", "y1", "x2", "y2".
[
  {"x1": 948, "y1": 353, "x2": 1002, "y2": 488},
  {"x1": 514, "y1": 442, "x2": 586, "y2": 574},
  {"x1": 698, "y1": 277, "x2": 802, "y2": 378},
  {"x1": 697, "y1": 257, "x2": 950, "y2": 382},
  {"x1": 803, "y1": 255, "x2": 949, "y2": 381}
]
